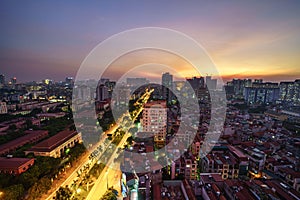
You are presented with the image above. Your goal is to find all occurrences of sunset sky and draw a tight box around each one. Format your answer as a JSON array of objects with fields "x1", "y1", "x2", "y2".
[{"x1": 1, "y1": 1, "x2": 300, "y2": 82}]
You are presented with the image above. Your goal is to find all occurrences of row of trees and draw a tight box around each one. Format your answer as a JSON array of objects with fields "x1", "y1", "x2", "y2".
[
  {"x1": 0, "y1": 117, "x2": 40, "y2": 145},
  {"x1": 55, "y1": 186, "x2": 72, "y2": 200},
  {"x1": 100, "y1": 187, "x2": 118, "y2": 200},
  {"x1": 98, "y1": 110, "x2": 115, "y2": 132},
  {"x1": 0, "y1": 143, "x2": 87, "y2": 200},
  {"x1": 42, "y1": 116, "x2": 74, "y2": 136},
  {"x1": 0, "y1": 184, "x2": 24, "y2": 200},
  {"x1": 0, "y1": 156, "x2": 60, "y2": 200}
]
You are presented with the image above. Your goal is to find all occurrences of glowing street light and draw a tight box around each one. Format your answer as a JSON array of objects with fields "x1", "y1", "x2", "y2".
[{"x1": 105, "y1": 170, "x2": 109, "y2": 189}]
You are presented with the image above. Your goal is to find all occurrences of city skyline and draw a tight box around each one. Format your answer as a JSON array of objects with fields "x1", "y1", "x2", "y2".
[
  {"x1": 1, "y1": 1, "x2": 300, "y2": 82},
  {"x1": 1, "y1": 73, "x2": 299, "y2": 86}
]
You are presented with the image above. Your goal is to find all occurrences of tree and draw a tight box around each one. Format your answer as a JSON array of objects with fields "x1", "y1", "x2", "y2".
[
  {"x1": 27, "y1": 182, "x2": 42, "y2": 200},
  {"x1": 126, "y1": 136, "x2": 133, "y2": 145},
  {"x1": 1, "y1": 184, "x2": 24, "y2": 200},
  {"x1": 55, "y1": 186, "x2": 72, "y2": 200},
  {"x1": 100, "y1": 187, "x2": 118, "y2": 200},
  {"x1": 26, "y1": 175, "x2": 53, "y2": 199},
  {"x1": 19, "y1": 165, "x2": 39, "y2": 189},
  {"x1": 8, "y1": 124, "x2": 17, "y2": 130},
  {"x1": 39, "y1": 177, "x2": 52, "y2": 192},
  {"x1": 25, "y1": 119, "x2": 33, "y2": 129},
  {"x1": 128, "y1": 127, "x2": 138, "y2": 135}
]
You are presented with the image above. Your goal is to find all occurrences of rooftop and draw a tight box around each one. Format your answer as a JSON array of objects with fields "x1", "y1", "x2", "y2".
[
  {"x1": 144, "y1": 100, "x2": 167, "y2": 108},
  {"x1": 0, "y1": 130, "x2": 48, "y2": 153},
  {"x1": 28, "y1": 130, "x2": 79, "y2": 152},
  {"x1": 0, "y1": 157, "x2": 34, "y2": 169}
]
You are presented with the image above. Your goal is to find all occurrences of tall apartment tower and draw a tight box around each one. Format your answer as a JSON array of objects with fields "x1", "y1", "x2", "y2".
[
  {"x1": 205, "y1": 76, "x2": 217, "y2": 90},
  {"x1": 162, "y1": 72, "x2": 173, "y2": 100},
  {"x1": 11, "y1": 77, "x2": 17, "y2": 84},
  {"x1": 142, "y1": 101, "x2": 167, "y2": 147},
  {"x1": 0, "y1": 74, "x2": 5, "y2": 85},
  {"x1": 279, "y1": 80, "x2": 300, "y2": 105},
  {"x1": 96, "y1": 84, "x2": 109, "y2": 101},
  {"x1": 244, "y1": 82, "x2": 280, "y2": 104}
]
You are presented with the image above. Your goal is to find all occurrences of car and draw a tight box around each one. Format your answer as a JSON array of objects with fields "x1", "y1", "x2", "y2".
[{"x1": 280, "y1": 182, "x2": 290, "y2": 190}]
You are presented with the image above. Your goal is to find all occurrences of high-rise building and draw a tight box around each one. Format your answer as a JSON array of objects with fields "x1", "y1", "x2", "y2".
[
  {"x1": 186, "y1": 76, "x2": 205, "y2": 90},
  {"x1": 0, "y1": 74, "x2": 5, "y2": 85},
  {"x1": 227, "y1": 79, "x2": 252, "y2": 98},
  {"x1": 42, "y1": 79, "x2": 53, "y2": 85},
  {"x1": 65, "y1": 77, "x2": 74, "y2": 85},
  {"x1": 74, "y1": 85, "x2": 91, "y2": 102},
  {"x1": 254, "y1": 79, "x2": 263, "y2": 84},
  {"x1": 205, "y1": 76, "x2": 217, "y2": 90},
  {"x1": 96, "y1": 84, "x2": 109, "y2": 101},
  {"x1": 244, "y1": 82, "x2": 280, "y2": 104},
  {"x1": 279, "y1": 82, "x2": 295, "y2": 102},
  {"x1": 142, "y1": 101, "x2": 167, "y2": 147},
  {"x1": 186, "y1": 77, "x2": 211, "y2": 101},
  {"x1": 98, "y1": 79, "x2": 115, "y2": 99},
  {"x1": 279, "y1": 80, "x2": 300, "y2": 105},
  {"x1": 0, "y1": 102, "x2": 7, "y2": 114},
  {"x1": 293, "y1": 80, "x2": 300, "y2": 105},
  {"x1": 11, "y1": 77, "x2": 17, "y2": 84},
  {"x1": 127, "y1": 78, "x2": 149, "y2": 88},
  {"x1": 162, "y1": 72, "x2": 173, "y2": 100},
  {"x1": 113, "y1": 85, "x2": 131, "y2": 106}
]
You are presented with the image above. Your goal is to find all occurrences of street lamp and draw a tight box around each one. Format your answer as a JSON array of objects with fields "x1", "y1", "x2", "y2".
[{"x1": 106, "y1": 170, "x2": 109, "y2": 189}]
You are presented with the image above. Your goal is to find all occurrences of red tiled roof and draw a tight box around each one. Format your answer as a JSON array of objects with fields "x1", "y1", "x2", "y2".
[
  {"x1": 153, "y1": 184, "x2": 162, "y2": 200},
  {"x1": 236, "y1": 188, "x2": 256, "y2": 200},
  {"x1": 28, "y1": 130, "x2": 78, "y2": 152},
  {"x1": 265, "y1": 180, "x2": 296, "y2": 200},
  {"x1": 211, "y1": 174, "x2": 223, "y2": 182},
  {"x1": 144, "y1": 100, "x2": 166, "y2": 108},
  {"x1": 0, "y1": 130, "x2": 48, "y2": 154},
  {"x1": 0, "y1": 157, "x2": 34, "y2": 169}
]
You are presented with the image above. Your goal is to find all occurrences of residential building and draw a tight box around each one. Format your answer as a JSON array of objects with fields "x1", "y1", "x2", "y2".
[
  {"x1": 162, "y1": 72, "x2": 173, "y2": 100},
  {"x1": 96, "y1": 83, "x2": 109, "y2": 101},
  {"x1": 0, "y1": 102, "x2": 7, "y2": 114},
  {"x1": 187, "y1": 76, "x2": 205, "y2": 90},
  {"x1": 0, "y1": 74, "x2": 5, "y2": 85},
  {"x1": 126, "y1": 78, "x2": 149, "y2": 89},
  {"x1": 113, "y1": 85, "x2": 131, "y2": 106},
  {"x1": 142, "y1": 101, "x2": 167, "y2": 147},
  {"x1": 0, "y1": 157, "x2": 35, "y2": 175},
  {"x1": 244, "y1": 82, "x2": 280, "y2": 104},
  {"x1": 227, "y1": 79, "x2": 252, "y2": 98},
  {"x1": 25, "y1": 130, "x2": 82, "y2": 158},
  {"x1": 279, "y1": 80, "x2": 300, "y2": 105},
  {"x1": 0, "y1": 130, "x2": 48, "y2": 155},
  {"x1": 205, "y1": 76, "x2": 217, "y2": 90},
  {"x1": 240, "y1": 145, "x2": 266, "y2": 178},
  {"x1": 36, "y1": 112, "x2": 66, "y2": 121}
]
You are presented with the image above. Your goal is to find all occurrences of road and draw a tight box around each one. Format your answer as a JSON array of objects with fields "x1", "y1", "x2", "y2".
[
  {"x1": 44, "y1": 122, "x2": 121, "y2": 200},
  {"x1": 85, "y1": 132, "x2": 131, "y2": 200},
  {"x1": 85, "y1": 99, "x2": 148, "y2": 199},
  {"x1": 45, "y1": 89, "x2": 153, "y2": 200}
]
